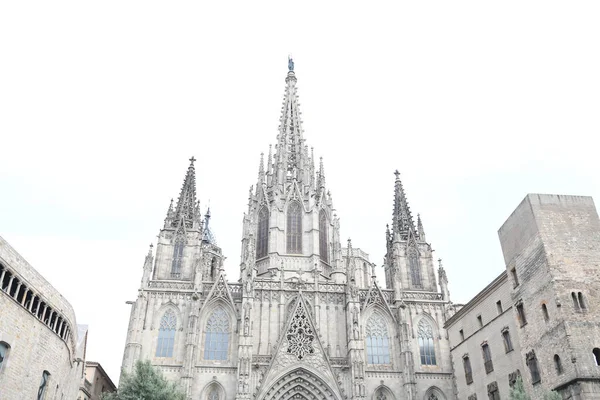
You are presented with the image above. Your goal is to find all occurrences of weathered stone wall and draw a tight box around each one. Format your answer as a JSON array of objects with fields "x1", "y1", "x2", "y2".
[
  {"x1": 499, "y1": 194, "x2": 600, "y2": 399},
  {"x1": 446, "y1": 272, "x2": 524, "y2": 399},
  {"x1": 0, "y1": 236, "x2": 81, "y2": 400}
]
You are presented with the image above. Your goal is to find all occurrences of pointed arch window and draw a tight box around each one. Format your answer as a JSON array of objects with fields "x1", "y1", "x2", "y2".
[
  {"x1": 208, "y1": 390, "x2": 219, "y2": 400},
  {"x1": 204, "y1": 307, "x2": 230, "y2": 360},
  {"x1": 366, "y1": 313, "x2": 390, "y2": 364},
  {"x1": 38, "y1": 370, "x2": 50, "y2": 400},
  {"x1": 287, "y1": 202, "x2": 303, "y2": 254},
  {"x1": 171, "y1": 237, "x2": 184, "y2": 279},
  {"x1": 418, "y1": 319, "x2": 436, "y2": 365},
  {"x1": 256, "y1": 207, "x2": 269, "y2": 259},
  {"x1": 156, "y1": 310, "x2": 176, "y2": 357},
  {"x1": 408, "y1": 246, "x2": 422, "y2": 288},
  {"x1": 319, "y1": 209, "x2": 329, "y2": 263}
]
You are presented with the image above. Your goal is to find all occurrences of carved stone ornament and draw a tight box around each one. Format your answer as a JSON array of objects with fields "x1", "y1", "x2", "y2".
[{"x1": 287, "y1": 301, "x2": 315, "y2": 360}]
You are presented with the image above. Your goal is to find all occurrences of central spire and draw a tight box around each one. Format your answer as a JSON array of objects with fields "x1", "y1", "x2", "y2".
[
  {"x1": 392, "y1": 170, "x2": 417, "y2": 241},
  {"x1": 272, "y1": 56, "x2": 310, "y2": 185},
  {"x1": 170, "y1": 157, "x2": 200, "y2": 230}
]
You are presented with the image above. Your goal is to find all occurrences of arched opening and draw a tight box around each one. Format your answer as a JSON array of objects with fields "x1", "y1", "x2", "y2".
[
  {"x1": 256, "y1": 207, "x2": 269, "y2": 259},
  {"x1": 202, "y1": 381, "x2": 225, "y2": 400},
  {"x1": 211, "y1": 257, "x2": 218, "y2": 280},
  {"x1": 554, "y1": 354, "x2": 563, "y2": 375},
  {"x1": 38, "y1": 370, "x2": 50, "y2": 400},
  {"x1": 366, "y1": 313, "x2": 390, "y2": 365},
  {"x1": 204, "y1": 306, "x2": 230, "y2": 361},
  {"x1": 373, "y1": 385, "x2": 395, "y2": 400},
  {"x1": 424, "y1": 386, "x2": 446, "y2": 400},
  {"x1": 418, "y1": 319, "x2": 436, "y2": 365},
  {"x1": 542, "y1": 303, "x2": 549, "y2": 322},
  {"x1": 593, "y1": 348, "x2": 600, "y2": 366},
  {"x1": 260, "y1": 367, "x2": 341, "y2": 400},
  {"x1": 319, "y1": 209, "x2": 329, "y2": 263},
  {"x1": 156, "y1": 309, "x2": 177, "y2": 357},
  {"x1": 286, "y1": 201, "x2": 303, "y2": 254}
]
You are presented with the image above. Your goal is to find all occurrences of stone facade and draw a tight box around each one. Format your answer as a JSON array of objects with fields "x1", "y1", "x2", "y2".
[
  {"x1": 0, "y1": 235, "x2": 85, "y2": 399},
  {"x1": 120, "y1": 61, "x2": 456, "y2": 400},
  {"x1": 446, "y1": 194, "x2": 600, "y2": 400},
  {"x1": 78, "y1": 361, "x2": 117, "y2": 400}
]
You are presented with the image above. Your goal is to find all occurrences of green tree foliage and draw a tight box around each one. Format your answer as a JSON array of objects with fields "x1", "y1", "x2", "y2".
[
  {"x1": 509, "y1": 377, "x2": 530, "y2": 400},
  {"x1": 544, "y1": 391, "x2": 562, "y2": 400},
  {"x1": 102, "y1": 360, "x2": 186, "y2": 400}
]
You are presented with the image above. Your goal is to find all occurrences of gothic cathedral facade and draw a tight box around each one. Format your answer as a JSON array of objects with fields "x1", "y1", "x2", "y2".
[{"x1": 120, "y1": 61, "x2": 456, "y2": 400}]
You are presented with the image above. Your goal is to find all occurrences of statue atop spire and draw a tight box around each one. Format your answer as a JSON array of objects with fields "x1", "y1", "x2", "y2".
[{"x1": 288, "y1": 55, "x2": 294, "y2": 72}]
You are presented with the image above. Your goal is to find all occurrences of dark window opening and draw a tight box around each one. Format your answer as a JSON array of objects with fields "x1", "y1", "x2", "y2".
[
  {"x1": 502, "y1": 329, "x2": 514, "y2": 353},
  {"x1": 496, "y1": 300, "x2": 503, "y2": 314},
  {"x1": 256, "y1": 207, "x2": 269, "y2": 259},
  {"x1": 554, "y1": 354, "x2": 563, "y2": 375},
  {"x1": 511, "y1": 267, "x2": 519, "y2": 287},
  {"x1": 463, "y1": 356, "x2": 473, "y2": 385},
  {"x1": 477, "y1": 315, "x2": 483, "y2": 328},
  {"x1": 459, "y1": 329, "x2": 464, "y2": 341},
  {"x1": 516, "y1": 302, "x2": 527, "y2": 327},
  {"x1": 286, "y1": 202, "x2": 303, "y2": 254},
  {"x1": 482, "y1": 343, "x2": 494, "y2": 373},
  {"x1": 526, "y1": 350, "x2": 541, "y2": 384},
  {"x1": 542, "y1": 303, "x2": 550, "y2": 322},
  {"x1": 593, "y1": 348, "x2": 600, "y2": 366}
]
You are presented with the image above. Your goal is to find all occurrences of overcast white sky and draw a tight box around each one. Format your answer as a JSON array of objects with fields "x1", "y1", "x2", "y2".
[{"x1": 1, "y1": 0, "x2": 599, "y2": 385}]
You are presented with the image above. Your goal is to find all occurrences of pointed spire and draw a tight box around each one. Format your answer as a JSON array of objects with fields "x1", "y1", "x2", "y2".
[
  {"x1": 267, "y1": 145, "x2": 273, "y2": 174},
  {"x1": 258, "y1": 152, "x2": 265, "y2": 185},
  {"x1": 392, "y1": 170, "x2": 416, "y2": 241},
  {"x1": 203, "y1": 207, "x2": 216, "y2": 244},
  {"x1": 144, "y1": 244, "x2": 154, "y2": 270},
  {"x1": 273, "y1": 56, "x2": 308, "y2": 184},
  {"x1": 172, "y1": 157, "x2": 198, "y2": 229},
  {"x1": 417, "y1": 213, "x2": 426, "y2": 242}
]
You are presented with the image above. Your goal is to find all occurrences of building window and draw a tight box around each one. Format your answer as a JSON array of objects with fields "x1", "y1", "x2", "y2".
[
  {"x1": 171, "y1": 239, "x2": 184, "y2": 279},
  {"x1": 572, "y1": 291, "x2": 587, "y2": 312},
  {"x1": 208, "y1": 389, "x2": 219, "y2": 400},
  {"x1": 511, "y1": 267, "x2": 519, "y2": 287},
  {"x1": 459, "y1": 329, "x2": 464, "y2": 341},
  {"x1": 286, "y1": 202, "x2": 302, "y2": 254},
  {"x1": 210, "y1": 258, "x2": 218, "y2": 280},
  {"x1": 508, "y1": 370, "x2": 521, "y2": 388},
  {"x1": 38, "y1": 371, "x2": 50, "y2": 400},
  {"x1": 418, "y1": 320, "x2": 436, "y2": 365},
  {"x1": 482, "y1": 343, "x2": 494, "y2": 373},
  {"x1": 319, "y1": 210, "x2": 329, "y2": 263},
  {"x1": 463, "y1": 355, "x2": 473, "y2": 385},
  {"x1": 256, "y1": 207, "x2": 269, "y2": 259},
  {"x1": 578, "y1": 292, "x2": 587, "y2": 310},
  {"x1": 204, "y1": 307, "x2": 230, "y2": 361},
  {"x1": 0, "y1": 341, "x2": 9, "y2": 372},
  {"x1": 516, "y1": 301, "x2": 527, "y2": 327},
  {"x1": 477, "y1": 315, "x2": 483, "y2": 328},
  {"x1": 408, "y1": 246, "x2": 422, "y2": 288},
  {"x1": 526, "y1": 350, "x2": 541, "y2": 384},
  {"x1": 593, "y1": 348, "x2": 600, "y2": 366},
  {"x1": 502, "y1": 328, "x2": 514, "y2": 353},
  {"x1": 496, "y1": 300, "x2": 503, "y2": 314},
  {"x1": 366, "y1": 313, "x2": 390, "y2": 364},
  {"x1": 554, "y1": 354, "x2": 563, "y2": 375},
  {"x1": 156, "y1": 310, "x2": 177, "y2": 357},
  {"x1": 487, "y1": 381, "x2": 500, "y2": 400},
  {"x1": 542, "y1": 303, "x2": 550, "y2": 322}
]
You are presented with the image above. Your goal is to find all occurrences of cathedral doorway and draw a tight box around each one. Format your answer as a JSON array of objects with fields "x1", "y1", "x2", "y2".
[{"x1": 258, "y1": 367, "x2": 341, "y2": 400}]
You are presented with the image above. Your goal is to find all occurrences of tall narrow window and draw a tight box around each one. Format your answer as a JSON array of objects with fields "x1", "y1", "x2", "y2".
[
  {"x1": 496, "y1": 300, "x2": 503, "y2": 314},
  {"x1": 572, "y1": 292, "x2": 580, "y2": 312},
  {"x1": 502, "y1": 329, "x2": 514, "y2": 353},
  {"x1": 156, "y1": 310, "x2": 176, "y2": 357},
  {"x1": 171, "y1": 238, "x2": 184, "y2": 279},
  {"x1": 0, "y1": 342, "x2": 9, "y2": 372},
  {"x1": 593, "y1": 348, "x2": 600, "y2": 366},
  {"x1": 542, "y1": 303, "x2": 550, "y2": 322},
  {"x1": 516, "y1": 302, "x2": 527, "y2": 326},
  {"x1": 204, "y1": 307, "x2": 230, "y2": 360},
  {"x1": 511, "y1": 267, "x2": 519, "y2": 287},
  {"x1": 526, "y1": 350, "x2": 541, "y2": 384},
  {"x1": 578, "y1": 292, "x2": 587, "y2": 311},
  {"x1": 482, "y1": 343, "x2": 494, "y2": 373},
  {"x1": 286, "y1": 202, "x2": 302, "y2": 254},
  {"x1": 408, "y1": 246, "x2": 422, "y2": 288},
  {"x1": 463, "y1": 356, "x2": 473, "y2": 384},
  {"x1": 211, "y1": 258, "x2": 218, "y2": 280},
  {"x1": 319, "y1": 209, "x2": 328, "y2": 263},
  {"x1": 256, "y1": 207, "x2": 269, "y2": 259},
  {"x1": 38, "y1": 371, "x2": 50, "y2": 400},
  {"x1": 418, "y1": 320, "x2": 436, "y2": 365},
  {"x1": 366, "y1": 313, "x2": 390, "y2": 364},
  {"x1": 554, "y1": 354, "x2": 563, "y2": 375}
]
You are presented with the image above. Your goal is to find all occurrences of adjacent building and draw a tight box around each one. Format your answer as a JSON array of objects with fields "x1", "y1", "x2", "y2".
[
  {"x1": 0, "y1": 235, "x2": 86, "y2": 399},
  {"x1": 446, "y1": 194, "x2": 600, "y2": 399},
  {"x1": 120, "y1": 60, "x2": 456, "y2": 400},
  {"x1": 78, "y1": 361, "x2": 117, "y2": 400}
]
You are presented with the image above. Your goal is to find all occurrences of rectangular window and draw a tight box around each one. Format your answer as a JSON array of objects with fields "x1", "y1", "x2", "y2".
[
  {"x1": 496, "y1": 300, "x2": 503, "y2": 314},
  {"x1": 463, "y1": 356, "x2": 473, "y2": 385},
  {"x1": 517, "y1": 302, "x2": 527, "y2": 327},
  {"x1": 527, "y1": 351, "x2": 541, "y2": 384},
  {"x1": 482, "y1": 343, "x2": 494, "y2": 373},
  {"x1": 502, "y1": 329, "x2": 514, "y2": 353},
  {"x1": 459, "y1": 329, "x2": 464, "y2": 341},
  {"x1": 511, "y1": 267, "x2": 519, "y2": 287},
  {"x1": 477, "y1": 315, "x2": 483, "y2": 328},
  {"x1": 487, "y1": 382, "x2": 500, "y2": 400}
]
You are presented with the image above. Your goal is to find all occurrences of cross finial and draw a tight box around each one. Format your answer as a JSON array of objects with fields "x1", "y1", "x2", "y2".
[
  {"x1": 189, "y1": 156, "x2": 196, "y2": 164},
  {"x1": 394, "y1": 170, "x2": 400, "y2": 179}
]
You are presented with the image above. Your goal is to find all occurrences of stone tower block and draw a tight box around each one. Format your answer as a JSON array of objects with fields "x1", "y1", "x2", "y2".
[{"x1": 498, "y1": 194, "x2": 600, "y2": 399}]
